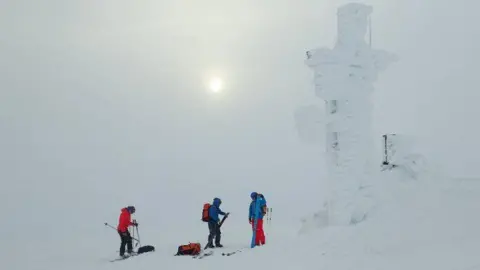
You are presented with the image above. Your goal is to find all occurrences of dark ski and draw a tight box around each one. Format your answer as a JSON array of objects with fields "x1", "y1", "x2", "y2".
[{"x1": 222, "y1": 249, "x2": 243, "y2": 256}]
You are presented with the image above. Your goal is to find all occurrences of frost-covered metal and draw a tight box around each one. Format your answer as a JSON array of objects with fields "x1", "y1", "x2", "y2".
[{"x1": 305, "y1": 3, "x2": 396, "y2": 225}]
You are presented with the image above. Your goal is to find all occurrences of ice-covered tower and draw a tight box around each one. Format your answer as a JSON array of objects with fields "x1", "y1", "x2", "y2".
[{"x1": 305, "y1": 3, "x2": 396, "y2": 225}]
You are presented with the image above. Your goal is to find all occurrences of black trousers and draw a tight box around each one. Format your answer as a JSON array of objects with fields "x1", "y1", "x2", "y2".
[
  {"x1": 118, "y1": 230, "x2": 133, "y2": 256},
  {"x1": 207, "y1": 221, "x2": 221, "y2": 246}
]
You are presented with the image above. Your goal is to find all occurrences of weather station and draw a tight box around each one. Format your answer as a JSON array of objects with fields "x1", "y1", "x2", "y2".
[{"x1": 302, "y1": 3, "x2": 396, "y2": 226}]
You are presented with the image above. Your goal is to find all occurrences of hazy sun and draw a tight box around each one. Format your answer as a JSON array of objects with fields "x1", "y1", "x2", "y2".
[{"x1": 209, "y1": 77, "x2": 223, "y2": 93}]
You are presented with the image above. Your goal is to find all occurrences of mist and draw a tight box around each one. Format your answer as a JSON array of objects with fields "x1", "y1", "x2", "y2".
[{"x1": 0, "y1": 0, "x2": 479, "y2": 257}]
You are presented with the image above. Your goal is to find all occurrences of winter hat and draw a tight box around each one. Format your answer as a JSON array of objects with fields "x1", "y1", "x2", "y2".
[
  {"x1": 127, "y1": 206, "x2": 136, "y2": 213},
  {"x1": 213, "y1": 198, "x2": 222, "y2": 205}
]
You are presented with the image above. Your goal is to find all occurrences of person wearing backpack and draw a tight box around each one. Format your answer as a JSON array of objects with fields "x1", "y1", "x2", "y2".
[
  {"x1": 249, "y1": 192, "x2": 267, "y2": 246},
  {"x1": 206, "y1": 197, "x2": 229, "y2": 248}
]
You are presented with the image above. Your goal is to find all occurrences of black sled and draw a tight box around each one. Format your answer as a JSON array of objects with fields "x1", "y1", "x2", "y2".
[{"x1": 137, "y1": 245, "x2": 155, "y2": 254}]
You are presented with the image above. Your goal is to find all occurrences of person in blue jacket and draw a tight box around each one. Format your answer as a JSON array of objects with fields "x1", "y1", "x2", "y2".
[
  {"x1": 249, "y1": 192, "x2": 267, "y2": 246},
  {"x1": 207, "y1": 197, "x2": 229, "y2": 248}
]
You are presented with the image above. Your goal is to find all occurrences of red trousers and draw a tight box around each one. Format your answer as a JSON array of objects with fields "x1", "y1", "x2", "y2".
[{"x1": 252, "y1": 219, "x2": 266, "y2": 245}]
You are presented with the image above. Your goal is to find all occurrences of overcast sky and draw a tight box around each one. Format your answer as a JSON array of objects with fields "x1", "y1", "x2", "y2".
[{"x1": 0, "y1": 0, "x2": 479, "y2": 228}]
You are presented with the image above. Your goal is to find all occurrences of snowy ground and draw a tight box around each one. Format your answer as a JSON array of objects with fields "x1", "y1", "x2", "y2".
[
  {"x1": 305, "y1": 174, "x2": 480, "y2": 270},
  {"x1": 3, "y1": 169, "x2": 480, "y2": 270}
]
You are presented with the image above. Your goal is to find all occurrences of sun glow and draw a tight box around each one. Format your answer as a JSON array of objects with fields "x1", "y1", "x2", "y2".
[{"x1": 209, "y1": 77, "x2": 223, "y2": 93}]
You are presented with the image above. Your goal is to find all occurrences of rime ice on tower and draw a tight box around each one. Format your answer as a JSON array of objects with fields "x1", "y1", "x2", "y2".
[{"x1": 305, "y1": 3, "x2": 396, "y2": 225}]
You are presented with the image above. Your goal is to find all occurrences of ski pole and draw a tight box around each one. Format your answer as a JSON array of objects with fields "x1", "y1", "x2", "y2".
[
  {"x1": 134, "y1": 228, "x2": 139, "y2": 247},
  {"x1": 132, "y1": 223, "x2": 135, "y2": 247},
  {"x1": 134, "y1": 220, "x2": 141, "y2": 247},
  {"x1": 104, "y1": 222, "x2": 117, "y2": 230},
  {"x1": 104, "y1": 222, "x2": 140, "y2": 242},
  {"x1": 270, "y1": 208, "x2": 273, "y2": 234},
  {"x1": 219, "y1": 213, "x2": 229, "y2": 228}
]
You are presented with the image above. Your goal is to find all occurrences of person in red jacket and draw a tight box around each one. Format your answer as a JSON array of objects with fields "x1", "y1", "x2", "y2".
[{"x1": 117, "y1": 206, "x2": 138, "y2": 257}]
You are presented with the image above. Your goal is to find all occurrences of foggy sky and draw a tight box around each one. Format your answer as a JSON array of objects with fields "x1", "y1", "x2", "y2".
[{"x1": 1, "y1": 0, "x2": 479, "y2": 223}]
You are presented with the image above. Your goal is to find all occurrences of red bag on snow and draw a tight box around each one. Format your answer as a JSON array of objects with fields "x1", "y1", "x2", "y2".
[{"x1": 176, "y1": 243, "x2": 201, "y2": 256}]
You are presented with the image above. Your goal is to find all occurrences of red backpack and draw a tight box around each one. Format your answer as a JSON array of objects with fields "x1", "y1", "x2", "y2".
[
  {"x1": 202, "y1": 203, "x2": 211, "y2": 222},
  {"x1": 176, "y1": 243, "x2": 201, "y2": 256}
]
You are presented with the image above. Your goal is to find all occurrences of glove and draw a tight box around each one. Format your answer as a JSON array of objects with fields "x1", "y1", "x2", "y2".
[
  {"x1": 249, "y1": 218, "x2": 252, "y2": 224},
  {"x1": 133, "y1": 219, "x2": 139, "y2": 227}
]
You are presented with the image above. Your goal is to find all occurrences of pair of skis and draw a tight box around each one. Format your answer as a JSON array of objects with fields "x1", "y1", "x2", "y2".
[
  {"x1": 222, "y1": 248, "x2": 246, "y2": 256},
  {"x1": 192, "y1": 250, "x2": 213, "y2": 259},
  {"x1": 193, "y1": 248, "x2": 245, "y2": 259},
  {"x1": 110, "y1": 253, "x2": 140, "y2": 262}
]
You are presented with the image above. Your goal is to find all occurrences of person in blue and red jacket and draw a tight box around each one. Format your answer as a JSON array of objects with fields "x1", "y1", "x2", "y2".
[
  {"x1": 117, "y1": 206, "x2": 138, "y2": 257},
  {"x1": 249, "y1": 192, "x2": 267, "y2": 246}
]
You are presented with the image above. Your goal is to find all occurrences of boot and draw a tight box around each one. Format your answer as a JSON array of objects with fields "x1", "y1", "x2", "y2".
[{"x1": 215, "y1": 243, "x2": 223, "y2": 248}]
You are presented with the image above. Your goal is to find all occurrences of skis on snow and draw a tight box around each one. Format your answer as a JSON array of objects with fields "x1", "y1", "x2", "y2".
[
  {"x1": 192, "y1": 250, "x2": 213, "y2": 259},
  {"x1": 193, "y1": 245, "x2": 240, "y2": 259},
  {"x1": 194, "y1": 248, "x2": 246, "y2": 258},
  {"x1": 222, "y1": 248, "x2": 245, "y2": 256},
  {"x1": 109, "y1": 253, "x2": 139, "y2": 262}
]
